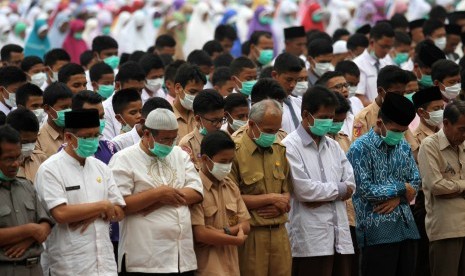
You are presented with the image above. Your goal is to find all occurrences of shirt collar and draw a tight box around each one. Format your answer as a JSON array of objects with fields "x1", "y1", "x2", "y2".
[
  {"x1": 200, "y1": 170, "x2": 213, "y2": 191},
  {"x1": 419, "y1": 121, "x2": 436, "y2": 137},
  {"x1": 296, "y1": 123, "x2": 328, "y2": 149},
  {"x1": 437, "y1": 129, "x2": 461, "y2": 151},
  {"x1": 368, "y1": 128, "x2": 385, "y2": 148},
  {"x1": 364, "y1": 49, "x2": 378, "y2": 66},
  {"x1": 44, "y1": 121, "x2": 61, "y2": 140}
]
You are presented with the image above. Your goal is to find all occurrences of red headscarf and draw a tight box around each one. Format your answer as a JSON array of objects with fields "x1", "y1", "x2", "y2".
[
  {"x1": 62, "y1": 19, "x2": 88, "y2": 64},
  {"x1": 302, "y1": 2, "x2": 325, "y2": 32}
]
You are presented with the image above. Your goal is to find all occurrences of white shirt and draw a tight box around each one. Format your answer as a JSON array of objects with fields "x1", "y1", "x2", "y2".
[
  {"x1": 349, "y1": 96, "x2": 364, "y2": 116},
  {"x1": 85, "y1": 70, "x2": 93, "y2": 91},
  {"x1": 401, "y1": 58, "x2": 414, "y2": 71},
  {"x1": 282, "y1": 125, "x2": 355, "y2": 257},
  {"x1": 111, "y1": 125, "x2": 141, "y2": 151},
  {"x1": 342, "y1": 112, "x2": 354, "y2": 140},
  {"x1": 35, "y1": 150, "x2": 125, "y2": 276},
  {"x1": 109, "y1": 144, "x2": 203, "y2": 273},
  {"x1": 141, "y1": 88, "x2": 166, "y2": 104},
  {"x1": 282, "y1": 95, "x2": 302, "y2": 134},
  {"x1": 103, "y1": 95, "x2": 121, "y2": 140},
  {"x1": 353, "y1": 50, "x2": 391, "y2": 102},
  {"x1": 0, "y1": 101, "x2": 11, "y2": 115}
]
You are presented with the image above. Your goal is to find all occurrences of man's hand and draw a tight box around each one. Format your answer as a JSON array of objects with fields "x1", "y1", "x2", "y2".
[
  {"x1": 234, "y1": 225, "x2": 248, "y2": 246},
  {"x1": 405, "y1": 183, "x2": 416, "y2": 202},
  {"x1": 437, "y1": 191, "x2": 463, "y2": 199},
  {"x1": 112, "y1": 206, "x2": 125, "y2": 222},
  {"x1": 373, "y1": 197, "x2": 401, "y2": 214},
  {"x1": 30, "y1": 222, "x2": 51, "y2": 243},
  {"x1": 340, "y1": 186, "x2": 354, "y2": 201},
  {"x1": 270, "y1": 193, "x2": 290, "y2": 213},
  {"x1": 3, "y1": 238, "x2": 35, "y2": 258},
  {"x1": 256, "y1": 205, "x2": 281, "y2": 219},
  {"x1": 158, "y1": 186, "x2": 187, "y2": 206},
  {"x1": 69, "y1": 215, "x2": 99, "y2": 234},
  {"x1": 101, "y1": 200, "x2": 116, "y2": 221}
]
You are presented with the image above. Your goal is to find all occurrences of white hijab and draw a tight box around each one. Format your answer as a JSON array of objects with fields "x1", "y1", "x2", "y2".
[
  {"x1": 272, "y1": 0, "x2": 299, "y2": 54},
  {"x1": 119, "y1": 10, "x2": 153, "y2": 54},
  {"x1": 184, "y1": 2, "x2": 215, "y2": 57}
]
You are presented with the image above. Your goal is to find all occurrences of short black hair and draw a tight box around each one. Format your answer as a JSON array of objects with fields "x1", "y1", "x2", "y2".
[
  {"x1": 225, "y1": 93, "x2": 249, "y2": 113},
  {"x1": 307, "y1": 30, "x2": 332, "y2": 44},
  {"x1": 405, "y1": 71, "x2": 417, "y2": 82},
  {"x1": 115, "y1": 61, "x2": 146, "y2": 83},
  {"x1": 273, "y1": 53, "x2": 303, "y2": 74},
  {"x1": 315, "y1": 71, "x2": 344, "y2": 87},
  {"x1": 159, "y1": 54, "x2": 174, "y2": 67},
  {"x1": 423, "y1": 19, "x2": 445, "y2": 37},
  {"x1": 129, "y1": 51, "x2": 146, "y2": 63},
  {"x1": 432, "y1": 59, "x2": 460, "y2": 82},
  {"x1": 251, "y1": 78, "x2": 287, "y2": 103},
  {"x1": 80, "y1": 50, "x2": 94, "y2": 67},
  {"x1": 89, "y1": 62, "x2": 114, "y2": 82},
  {"x1": 307, "y1": 38, "x2": 333, "y2": 58},
  {"x1": 0, "y1": 125, "x2": 21, "y2": 154},
  {"x1": 92, "y1": 35, "x2": 118, "y2": 54},
  {"x1": 58, "y1": 63, "x2": 85, "y2": 83},
  {"x1": 334, "y1": 91, "x2": 351, "y2": 114},
  {"x1": 193, "y1": 89, "x2": 225, "y2": 115},
  {"x1": 213, "y1": 53, "x2": 234, "y2": 68},
  {"x1": 6, "y1": 107, "x2": 39, "y2": 133},
  {"x1": 332, "y1": 28, "x2": 350, "y2": 42},
  {"x1": 44, "y1": 48, "x2": 71, "y2": 67},
  {"x1": 202, "y1": 41, "x2": 224, "y2": 57},
  {"x1": 335, "y1": 60, "x2": 360, "y2": 77},
  {"x1": 112, "y1": 89, "x2": 141, "y2": 114},
  {"x1": 394, "y1": 31, "x2": 412, "y2": 47},
  {"x1": 20, "y1": 56, "x2": 43, "y2": 72},
  {"x1": 230, "y1": 57, "x2": 256, "y2": 76},
  {"x1": 444, "y1": 99, "x2": 465, "y2": 124},
  {"x1": 200, "y1": 130, "x2": 235, "y2": 157},
  {"x1": 302, "y1": 86, "x2": 338, "y2": 114},
  {"x1": 120, "y1": 53, "x2": 130, "y2": 66},
  {"x1": 250, "y1": 31, "x2": 272, "y2": 46},
  {"x1": 0, "y1": 66, "x2": 27, "y2": 87},
  {"x1": 138, "y1": 53, "x2": 164, "y2": 76},
  {"x1": 1, "y1": 44, "x2": 23, "y2": 61},
  {"x1": 211, "y1": 67, "x2": 232, "y2": 87},
  {"x1": 377, "y1": 65, "x2": 409, "y2": 89},
  {"x1": 165, "y1": 60, "x2": 186, "y2": 82},
  {"x1": 0, "y1": 111, "x2": 6, "y2": 125},
  {"x1": 43, "y1": 82, "x2": 73, "y2": 107},
  {"x1": 370, "y1": 22, "x2": 395, "y2": 40},
  {"x1": 390, "y1": 13, "x2": 409, "y2": 30},
  {"x1": 16, "y1": 83, "x2": 43, "y2": 107},
  {"x1": 215, "y1": 25, "x2": 238, "y2": 42},
  {"x1": 347, "y1": 33, "x2": 369, "y2": 50},
  {"x1": 142, "y1": 97, "x2": 173, "y2": 118},
  {"x1": 241, "y1": 40, "x2": 251, "y2": 56},
  {"x1": 187, "y1": 50, "x2": 213, "y2": 67},
  {"x1": 429, "y1": 6, "x2": 447, "y2": 23},
  {"x1": 72, "y1": 90, "x2": 103, "y2": 110},
  {"x1": 155, "y1": 34, "x2": 176, "y2": 49},
  {"x1": 259, "y1": 66, "x2": 273, "y2": 79},
  {"x1": 174, "y1": 63, "x2": 207, "y2": 87}
]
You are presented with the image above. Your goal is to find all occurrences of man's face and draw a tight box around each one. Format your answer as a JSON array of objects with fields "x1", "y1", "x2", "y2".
[
  {"x1": 405, "y1": 81, "x2": 419, "y2": 94},
  {"x1": 97, "y1": 48, "x2": 118, "y2": 60},
  {"x1": 219, "y1": 38, "x2": 234, "y2": 54},
  {"x1": 411, "y1": 28, "x2": 425, "y2": 43},
  {"x1": 145, "y1": 129, "x2": 178, "y2": 148},
  {"x1": 0, "y1": 142, "x2": 21, "y2": 179},
  {"x1": 436, "y1": 74, "x2": 461, "y2": 90},
  {"x1": 285, "y1": 37, "x2": 307, "y2": 56},
  {"x1": 65, "y1": 127, "x2": 100, "y2": 153},
  {"x1": 377, "y1": 119, "x2": 409, "y2": 137},
  {"x1": 309, "y1": 53, "x2": 333, "y2": 68},
  {"x1": 175, "y1": 80, "x2": 204, "y2": 100},
  {"x1": 233, "y1": 67, "x2": 257, "y2": 90},
  {"x1": 371, "y1": 36, "x2": 394, "y2": 59},
  {"x1": 25, "y1": 95, "x2": 43, "y2": 110},
  {"x1": 248, "y1": 111, "x2": 282, "y2": 137},
  {"x1": 226, "y1": 106, "x2": 249, "y2": 125},
  {"x1": 117, "y1": 100, "x2": 142, "y2": 128},
  {"x1": 0, "y1": 81, "x2": 27, "y2": 103},
  {"x1": 48, "y1": 60, "x2": 69, "y2": 81},
  {"x1": 158, "y1": 47, "x2": 176, "y2": 57},
  {"x1": 92, "y1": 73, "x2": 115, "y2": 91},
  {"x1": 45, "y1": 98, "x2": 72, "y2": 123},
  {"x1": 350, "y1": 46, "x2": 366, "y2": 59},
  {"x1": 20, "y1": 131, "x2": 38, "y2": 145},
  {"x1": 146, "y1": 68, "x2": 165, "y2": 80},
  {"x1": 215, "y1": 80, "x2": 235, "y2": 97},
  {"x1": 333, "y1": 112, "x2": 347, "y2": 123},
  {"x1": 394, "y1": 43, "x2": 411, "y2": 55},
  {"x1": 250, "y1": 35, "x2": 274, "y2": 60},
  {"x1": 379, "y1": 82, "x2": 407, "y2": 97},
  {"x1": 444, "y1": 114, "x2": 465, "y2": 145},
  {"x1": 66, "y1": 74, "x2": 88, "y2": 94},
  {"x1": 344, "y1": 74, "x2": 359, "y2": 87},
  {"x1": 28, "y1": 63, "x2": 46, "y2": 76},
  {"x1": 418, "y1": 99, "x2": 444, "y2": 120},
  {"x1": 303, "y1": 105, "x2": 335, "y2": 129},
  {"x1": 430, "y1": 27, "x2": 446, "y2": 40},
  {"x1": 327, "y1": 76, "x2": 349, "y2": 98},
  {"x1": 6, "y1": 52, "x2": 24, "y2": 67},
  {"x1": 196, "y1": 109, "x2": 225, "y2": 133},
  {"x1": 445, "y1": 34, "x2": 461, "y2": 54},
  {"x1": 272, "y1": 71, "x2": 300, "y2": 95},
  {"x1": 199, "y1": 65, "x2": 213, "y2": 77}
]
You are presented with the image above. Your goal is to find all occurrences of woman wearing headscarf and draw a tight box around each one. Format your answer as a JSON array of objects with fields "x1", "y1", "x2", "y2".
[
  {"x1": 247, "y1": 5, "x2": 274, "y2": 39},
  {"x1": 97, "y1": 10, "x2": 113, "y2": 36},
  {"x1": 82, "y1": 18, "x2": 99, "y2": 49},
  {"x1": 63, "y1": 19, "x2": 88, "y2": 64},
  {"x1": 8, "y1": 21, "x2": 27, "y2": 46},
  {"x1": 111, "y1": 11, "x2": 131, "y2": 47},
  {"x1": 354, "y1": 1, "x2": 376, "y2": 28},
  {"x1": 47, "y1": 10, "x2": 71, "y2": 49},
  {"x1": 184, "y1": 2, "x2": 215, "y2": 57},
  {"x1": 220, "y1": 9, "x2": 242, "y2": 58},
  {"x1": 24, "y1": 18, "x2": 50, "y2": 58},
  {"x1": 301, "y1": 2, "x2": 325, "y2": 32},
  {"x1": 118, "y1": 10, "x2": 153, "y2": 54},
  {"x1": 0, "y1": 15, "x2": 10, "y2": 46},
  {"x1": 272, "y1": 0, "x2": 298, "y2": 54}
]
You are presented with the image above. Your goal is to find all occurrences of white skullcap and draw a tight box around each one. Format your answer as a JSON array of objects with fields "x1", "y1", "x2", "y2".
[
  {"x1": 145, "y1": 108, "x2": 178, "y2": 130},
  {"x1": 333, "y1": 40, "x2": 348, "y2": 54}
]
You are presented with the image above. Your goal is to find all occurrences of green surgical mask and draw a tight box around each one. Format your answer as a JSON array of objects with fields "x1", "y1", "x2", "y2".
[
  {"x1": 258, "y1": 49, "x2": 274, "y2": 65},
  {"x1": 252, "y1": 122, "x2": 276, "y2": 148},
  {"x1": 150, "y1": 140, "x2": 174, "y2": 158},
  {"x1": 74, "y1": 32, "x2": 83, "y2": 40},
  {"x1": 328, "y1": 121, "x2": 344, "y2": 134},
  {"x1": 153, "y1": 18, "x2": 163, "y2": 28},
  {"x1": 99, "y1": 119, "x2": 106, "y2": 134},
  {"x1": 312, "y1": 13, "x2": 323, "y2": 23},
  {"x1": 240, "y1": 79, "x2": 257, "y2": 96},
  {"x1": 98, "y1": 84, "x2": 114, "y2": 99},
  {"x1": 393, "y1": 52, "x2": 409, "y2": 66},
  {"x1": 419, "y1": 74, "x2": 433, "y2": 87},
  {"x1": 73, "y1": 135, "x2": 100, "y2": 158},
  {"x1": 381, "y1": 122, "x2": 404, "y2": 146},
  {"x1": 104, "y1": 55, "x2": 120, "y2": 70},
  {"x1": 309, "y1": 114, "x2": 333, "y2": 136},
  {"x1": 404, "y1": 92, "x2": 415, "y2": 103},
  {"x1": 102, "y1": 26, "x2": 111, "y2": 35},
  {"x1": 53, "y1": 108, "x2": 71, "y2": 128},
  {"x1": 0, "y1": 169, "x2": 15, "y2": 182},
  {"x1": 259, "y1": 16, "x2": 273, "y2": 25}
]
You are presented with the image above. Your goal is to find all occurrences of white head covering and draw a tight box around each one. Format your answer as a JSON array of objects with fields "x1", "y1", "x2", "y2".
[
  {"x1": 272, "y1": 0, "x2": 298, "y2": 54},
  {"x1": 184, "y1": 2, "x2": 215, "y2": 57},
  {"x1": 333, "y1": 40, "x2": 348, "y2": 54},
  {"x1": 145, "y1": 109, "x2": 178, "y2": 130},
  {"x1": 118, "y1": 10, "x2": 153, "y2": 54}
]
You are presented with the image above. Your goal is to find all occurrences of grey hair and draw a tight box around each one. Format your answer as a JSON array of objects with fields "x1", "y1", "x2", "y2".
[{"x1": 249, "y1": 99, "x2": 283, "y2": 123}]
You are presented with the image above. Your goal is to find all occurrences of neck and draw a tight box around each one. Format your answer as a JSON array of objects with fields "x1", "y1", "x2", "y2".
[
  {"x1": 64, "y1": 145, "x2": 86, "y2": 166},
  {"x1": 136, "y1": 124, "x2": 143, "y2": 137}
]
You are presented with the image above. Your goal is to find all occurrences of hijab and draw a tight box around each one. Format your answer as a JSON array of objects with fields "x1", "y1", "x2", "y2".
[
  {"x1": 62, "y1": 19, "x2": 88, "y2": 64},
  {"x1": 25, "y1": 19, "x2": 50, "y2": 58}
]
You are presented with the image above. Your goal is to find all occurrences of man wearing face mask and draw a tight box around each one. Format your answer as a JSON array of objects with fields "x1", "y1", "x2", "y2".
[
  {"x1": 347, "y1": 93, "x2": 420, "y2": 276},
  {"x1": 20, "y1": 56, "x2": 47, "y2": 88},
  {"x1": 283, "y1": 87, "x2": 355, "y2": 275},
  {"x1": 179, "y1": 90, "x2": 225, "y2": 170},
  {"x1": 432, "y1": 59, "x2": 461, "y2": 102},
  {"x1": 223, "y1": 93, "x2": 250, "y2": 135},
  {"x1": 418, "y1": 100, "x2": 465, "y2": 276},
  {"x1": 229, "y1": 99, "x2": 292, "y2": 276},
  {"x1": 413, "y1": 40, "x2": 446, "y2": 90},
  {"x1": 173, "y1": 63, "x2": 207, "y2": 141},
  {"x1": 423, "y1": 19, "x2": 447, "y2": 52},
  {"x1": 42, "y1": 49, "x2": 71, "y2": 90},
  {"x1": 0, "y1": 66, "x2": 27, "y2": 114},
  {"x1": 15, "y1": 83, "x2": 46, "y2": 125},
  {"x1": 6, "y1": 108, "x2": 47, "y2": 183},
  {"x1": 291, "y1": 60, "x2": 309, "y2": 98},
  {"x1": 191, "y1": 131, "x2": 251, "y2": 276},
  {"x1": 109, "y1": 108, "x2": 203, "y2": 275},
  {"x1": 248, "y1": 31, "x2": 275, "y2": 71},
  {"x1": 139, "y1": 53, "x2": 166, "y2": 104},
  {"x1": 307, "y1": 38, "x2": 334, "y2": 88},
  {"x1": 230, "y1": 57, "x2": 258, "y2": 100}
]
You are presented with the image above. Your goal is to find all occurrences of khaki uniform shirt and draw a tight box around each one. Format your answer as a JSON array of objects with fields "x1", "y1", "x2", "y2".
[
  {"x1": 229, "y1": 128, "x2": 291, "y2": 226},
  {"x1": 191, "y1": 171, "x2": 250, "y2": 276},
  {"x1": 179, "y1": 128, "x2": 203, "y2": 171},
  {"x1": 17, "y1": 150, "x2": 47, "y2": 183},
  {"x1": 0, "y1": 178, "x2": 54, "y2": 261},
  {"x1": 231, "y1": 124, "x2": 288, "y2": 142},
  {"x1": 418, "y1": 129, "x2": 465, "y2": 241},
  {"x1": 173, "y1": 104, "x2": 195, "y2": 143},
  {"x1": 36, "y1": 121, "x2": 64, "y2": 159},
  {"x1": 352, "y1": 101, "x2": 419, "y2": 151}
]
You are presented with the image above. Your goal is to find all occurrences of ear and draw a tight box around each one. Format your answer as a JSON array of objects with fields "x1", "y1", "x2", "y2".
[
  {"x1": 194, "y1": 114, "x2": 201, "y2": 123},
  {"x1": 115, "y1": 81, "x2": 121, "y2": 91},
  {"x1": 200, "y1": 154, "x2": 209, "y2": 164},
  {"x1": 271, "y1": 70, "x2": 278, "y2": 80},
  {"x1": 417, "y1": 108, "x2": 428, "y2": 118},
  {"x1": 174, "y1": 83, "x2": 183, "y2": 95},
  {"x1": 93, "y1": 52, "x2": 100, "y2": 61},
  {"x1": 91, "y1": 81, "x2": 99, "y2": 92},
  {"x1": 433, "y1": 80, "x2": 440, "y2": 86}
]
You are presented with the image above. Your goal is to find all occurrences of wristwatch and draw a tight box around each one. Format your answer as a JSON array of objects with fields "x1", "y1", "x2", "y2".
[{"x1": 223, "y1": 227, "x2": 232, "y2": 235}]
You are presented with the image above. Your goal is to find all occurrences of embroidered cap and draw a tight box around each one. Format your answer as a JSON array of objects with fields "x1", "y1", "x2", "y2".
[{"x1": 145, "y1": 108, "x2": 178, "y2": 130}]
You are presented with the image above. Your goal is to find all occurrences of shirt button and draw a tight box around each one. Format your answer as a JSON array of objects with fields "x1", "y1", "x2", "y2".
[
  {"x1": 15, "y1": 210, "x2": 19, "y2": 213},
  {"x1": 253, "y1": 178, "x2": 256, "y2": 181}
]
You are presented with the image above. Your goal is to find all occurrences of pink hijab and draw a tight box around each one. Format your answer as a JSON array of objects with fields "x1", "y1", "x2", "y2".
[{"x1": 62, "y1": 19, "x2": 88, "y2": 64}]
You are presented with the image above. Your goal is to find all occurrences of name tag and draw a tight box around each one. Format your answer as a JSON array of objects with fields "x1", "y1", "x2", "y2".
[{"x1": 65, "y1": 185, "x2": 80, "y2": 191}]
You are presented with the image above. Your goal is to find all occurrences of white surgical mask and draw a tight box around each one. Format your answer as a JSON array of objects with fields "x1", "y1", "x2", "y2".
[
  {"x1": 30, "y1": 72, "x2": 47, "y2": 87},
  {"x1": 425, "y1": 109, "x2": 444, "y2": 127},
  {"x1": 21, "y1": 143, "x2": 35, "y2": 158},
  {"x1": 146, "y1": 77, "x2": 164, "y2": 92},
  {"x1": 180, "y1": 90, "x2": 195, "y2": 111},
  {"x1": 441, "y1": 82, "x2": 461, "y2": 100},
  {"x1": 3, "y1": 88, "x2": 16, "y2": 108},
  {"x1": 33, "y1": 108, "x2": 45, "y2": 123},
  {"x1": 49, "y1": 68, "x2": 58, "y2": 82},
  {"x1": 292, "y1": 81, "x2": 308, "y2": 97},
  {"x1": 208, "y1": 157, "x2": 232, "y2": 181},
  {"x1": 434, "y1": 37, "x2": 447, "y2": 51},
  {"x1": 348, "y1": 86, "x2": 357, "y2": 98},
  {"x1": 314, "y1": 62, "x2": 334, "y2": 77}
]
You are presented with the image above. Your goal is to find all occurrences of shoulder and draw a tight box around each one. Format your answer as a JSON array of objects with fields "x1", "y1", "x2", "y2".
[
  {"x1": 420, "y1": 133, "x2": 439, "y2": 149},
  {"x1": 179, "y1": 131, "x2": 195, "y2": 145},
  {"x1": 14, "y1": 178, "x2": 35, "y2": 192},
  {"x1": 112, "y1": 143, "x2": 140, "y2": 160}
]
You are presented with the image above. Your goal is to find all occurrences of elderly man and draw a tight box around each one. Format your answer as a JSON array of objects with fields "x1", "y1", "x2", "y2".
[
  {"x1": 109, "y1": 108, "x2": 203, "y2": 275},
  {"x1": 229, "y1": 99, "x2": 292, "y2": 276}
]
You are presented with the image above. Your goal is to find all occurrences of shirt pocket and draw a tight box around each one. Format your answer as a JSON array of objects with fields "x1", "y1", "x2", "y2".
[
  {"x1": 242, "y1": 172, "x2": 264, "y2": 195},
  {"x1": 0, "y1": 205, "x2": 11, "y2": 227},
  {"x1": 24, "y1": 200, "x2": 36, "y2": 222},
  {"x1": 225, "y1": 202, "x2": 239, "y2": 227},
  {"x1": 203, "y1": 205, "x2": 218, "y2": 227},
  {"x1": 272, "y1": 166, "x2": 287, "y2": 193}
]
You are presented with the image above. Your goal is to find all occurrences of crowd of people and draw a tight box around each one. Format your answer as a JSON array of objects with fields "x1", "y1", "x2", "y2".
[{"x1": 2, "y1": 0, "x2": 465, "y2": 276}]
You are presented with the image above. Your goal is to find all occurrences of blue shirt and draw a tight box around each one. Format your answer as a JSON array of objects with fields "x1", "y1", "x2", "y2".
[{"x1": 347, "y1": 129, "x2": 420, "y2": 248}]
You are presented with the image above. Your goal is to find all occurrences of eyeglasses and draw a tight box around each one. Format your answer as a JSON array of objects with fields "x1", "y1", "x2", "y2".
[
  {"x1": 201, "y1": 116, "x2": 227, "y2": 126},
  {"x1": 329, "y1": 83, "x2": 349, "y2": 90}
]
